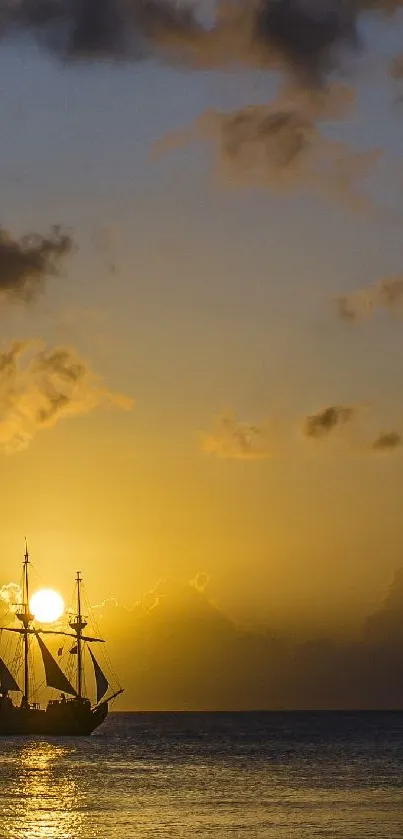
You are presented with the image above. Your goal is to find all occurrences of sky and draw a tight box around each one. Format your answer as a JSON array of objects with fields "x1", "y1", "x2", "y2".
[{"x1": 1, "y1": 1, "x2": 403, "y2": 707}]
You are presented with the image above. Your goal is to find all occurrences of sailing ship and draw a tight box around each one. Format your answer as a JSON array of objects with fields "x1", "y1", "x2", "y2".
[{"x1": 0, "y1": 546, "x2": 123, "y2": 735}]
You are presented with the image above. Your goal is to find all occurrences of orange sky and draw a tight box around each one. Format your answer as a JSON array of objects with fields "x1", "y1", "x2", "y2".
[{"x1": 1, "y1": 2, "x2": 403, "y2": 671}]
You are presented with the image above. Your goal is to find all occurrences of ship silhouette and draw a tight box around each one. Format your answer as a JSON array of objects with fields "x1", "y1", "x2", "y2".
[{"x1": 0, "y1": 545, "x2": 123, "y2": 735}]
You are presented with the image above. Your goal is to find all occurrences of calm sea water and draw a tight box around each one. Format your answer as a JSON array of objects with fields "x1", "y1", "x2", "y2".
[{"x1": 0, "y1": 711, "x2": 402, "y2": 838}]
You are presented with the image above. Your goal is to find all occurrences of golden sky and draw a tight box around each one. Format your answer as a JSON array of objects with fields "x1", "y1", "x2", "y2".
[{"x1": 1, "y1": 2, "x2": 403, "y2": 709}]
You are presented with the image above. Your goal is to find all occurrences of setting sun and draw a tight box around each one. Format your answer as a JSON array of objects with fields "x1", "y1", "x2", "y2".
[{"x1": 30, "y1": 588, "x2": 65, "y2": 624}]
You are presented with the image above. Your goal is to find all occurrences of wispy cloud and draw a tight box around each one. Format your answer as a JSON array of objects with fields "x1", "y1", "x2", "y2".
[
  {"x1": 0, "y1": 340, "x2": 133, "y2": 453},
  {"x1": 190, "y1": 572, "x2": 210, "y2": 594},
  {"x1": 0, "y1": 582, "x2": 22, "y2": 624},
  {"x1": 202, "y1": 412, "x2": 272, "y2": 460},
  {"x1": 0, "y1": 582, "x2": 22, "y2": 610},
  {"x1": 336, "y1": 276, "x2": 403, "y2": 322},
  {"x1": 155, "y1": 85, "x2": 380, "y2": 209}
]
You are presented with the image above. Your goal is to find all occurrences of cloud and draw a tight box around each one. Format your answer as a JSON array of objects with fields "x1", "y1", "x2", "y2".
[
  {"x1": 253, "y1": 0, "x2": 357, "y2": 84},
  {"x1": 302, "y1": 405, "x2": 402, "y2": 454},
  {"x1": 0, "y1": 2, "x2": 397, "y2": 212},
  {"x1": 0, "y1": 225, "x2": 74, "y2": 304},
  {"x1": 26, "y1": 0, "x2": 355, "y2": 85},
  {"x1": 0, "y1": 0, "x2": 402, "y2": 91},
  {"x1": 4, "y1": 567, "x2": 403, "y2": 710},
  {"x1": 202, "y1": 412, "x2": 272, "y2": 460},
  {"x1": 371, "y1": 430, "x2": 402, "y2": 451},
  {"x1": 190, "y1": 572, "x2": 210, "y2": 594},
  {"x1": 336, "y1": 276, "x2": 403, "y2": 322},
  {"x1": 4, "y1": 0, "x2": 199, "y2": 62},
  {"x1": 0, "y1": 582, "x2": 22, "y2": 618},
  {"x1": 0, "y1": 339, "x2": 133, "y2": 452},
  {"x1": 0, "y1": 581, "x2": 22, "y2": 627},
  {"x1": 161, "y1": 0, "x2": 403, "y2": 87},
  {"x1": 155, "y1": 85, "x2": 381, "y2": 208},
  {"x1": 92, "y1": 568, "x2": 403, "y2": 710},
  {"x1": 303, "y1": 404, "x2": 355, "y2": 439}
]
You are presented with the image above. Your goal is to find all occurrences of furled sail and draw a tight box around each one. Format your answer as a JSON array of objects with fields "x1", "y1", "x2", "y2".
[
  {"x1": 89, "y1": 648, "x2": 109, "y2": 703},
  {"x1": 35, "y1": 634, "x2": 77, "y2": 697},
  {"x1": 0, "y1": 657, "x2": 21, "y2": 693}
]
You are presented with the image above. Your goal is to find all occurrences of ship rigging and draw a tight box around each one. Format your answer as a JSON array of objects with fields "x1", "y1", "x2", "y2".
[{"x1": 0, "y1": 545, "x2": 123, "y2": 735}]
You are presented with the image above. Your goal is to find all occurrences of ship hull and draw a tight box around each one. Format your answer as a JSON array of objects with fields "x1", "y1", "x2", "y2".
[{"x1": 0, "y1": 700, "x2": 108, "y2": 736}]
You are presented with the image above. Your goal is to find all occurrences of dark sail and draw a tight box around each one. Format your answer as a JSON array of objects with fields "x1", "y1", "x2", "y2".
[
  {"x1": 89, "y1": 648, "x2": 109, "y2": 703},
  {"x1": 0, "y1": 657, "x2": 21, "y2": 693},
  {"x1": 36, "y1": 634, "x2": 77, "y2": 697},
  {"x1": 0, "y1": 553, "x2": 124, "y2": 736}
]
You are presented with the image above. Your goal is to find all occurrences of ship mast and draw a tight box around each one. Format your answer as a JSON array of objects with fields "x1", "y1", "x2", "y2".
[
  {"x1": 16, "y1": 540, "x2": 34, "y2": 704},
  {"x1": 69, "y1": 572, "x2": 87, "y2": 700}
]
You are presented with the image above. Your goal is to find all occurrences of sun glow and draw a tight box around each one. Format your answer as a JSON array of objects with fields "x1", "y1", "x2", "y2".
[{"x1": 30, "y1": 588, "x2": 65, "y2": 624}]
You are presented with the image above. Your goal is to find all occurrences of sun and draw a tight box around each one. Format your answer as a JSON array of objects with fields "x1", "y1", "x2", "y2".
[{"x1": 30, "y1": 588, "x2": 65, "y2": 624}]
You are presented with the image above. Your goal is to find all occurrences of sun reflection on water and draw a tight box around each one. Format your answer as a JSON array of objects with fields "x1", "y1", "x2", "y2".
[{"x1": 8, "y1": 741, "x2": 84, "y2": 839}]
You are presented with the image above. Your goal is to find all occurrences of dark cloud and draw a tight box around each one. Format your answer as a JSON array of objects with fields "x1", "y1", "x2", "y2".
[
  {"x1": 302, "y1": 405, "x2": 402, "y2": 454},
  {"x1": 0, "y1": 0, "x2": 400, "y2": 81},
  {"x1": 0, "y1": 0, "x2": 402, "y2": 120},
  {"x1": 371, "y1": 430, "x2": 402, "y2": 451},
  {"x1": 0, "y1": 225, "x2": 73, "y2": 303},
  {"x1": 303, "y1": 404, "x2": 355, "y2": 439},
  {"x1": 0, "y1": 339, "x2": 133, "y2": 452},
  {"x1": 3, "y1": 0, "x2": 198, "y2": 62},
  {"x1": 255, "y1": 0, "x2": 357, "y2": 84},
  {"x1": 156, "y1": 86, "x2": 381, "y2": 207},
  {"x1": 168, "y1": 0, "x2": 403, "y2": 83},
  {"x1": 336, "y1": 276, "x2": 403, "y2": 322},
  {"x1": 202, "y1": 412, "x2": 272, "y2": 460},
  {"x1": 172, "y1": 0, "x2": 403, "y2": 93}
]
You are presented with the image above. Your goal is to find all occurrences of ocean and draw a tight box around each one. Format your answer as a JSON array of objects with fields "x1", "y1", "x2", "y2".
[{"x1": 0, "y1": 711, "x2": 402, "y2": 839}]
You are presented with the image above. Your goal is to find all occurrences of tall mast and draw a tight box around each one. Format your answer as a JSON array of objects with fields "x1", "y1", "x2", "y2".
[
  {"x1": 69, "y1": 571, "x2": 87, "y2": 700},
  {"x1": 77, "y1": 572, "x2": 83, "y2": 699},
  {"x1": 17, "y1": 540, "x2": 34, "y2": 703}
]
